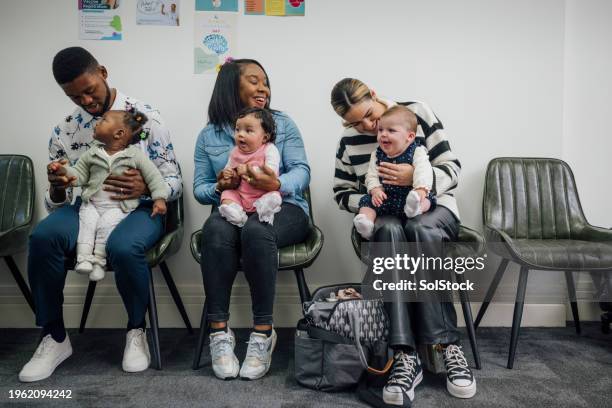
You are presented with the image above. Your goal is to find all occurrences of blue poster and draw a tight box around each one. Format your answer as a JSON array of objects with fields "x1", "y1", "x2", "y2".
[{"x1": 195, "y1": 0, "x2": 238, "y2": 12}]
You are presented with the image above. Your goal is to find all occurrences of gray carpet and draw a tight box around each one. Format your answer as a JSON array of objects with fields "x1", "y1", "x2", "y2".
[{"x1": 1, "y1": 324, "x2": 611, "y2": 407}]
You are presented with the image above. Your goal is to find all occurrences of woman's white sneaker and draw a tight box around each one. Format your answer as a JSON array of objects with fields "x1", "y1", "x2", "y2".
[
  {"x1": 383, "y1": 351, "x2": 423, "y2": 406},
  {"x1": 19, "y1": 334, "x2": 73, "y2": 382},
  {"x1": 210, "y1": 329, "x2": 239, "y2": 380},
  {"x1": 122, "y1": 329, "x2": 151, "y2": 373},
  {"x1": 239, "y1": 330, "x2": 277, "y2": 380},
  {"x1": 443, "y1": 344, "x2": 476, "y2": 398}
]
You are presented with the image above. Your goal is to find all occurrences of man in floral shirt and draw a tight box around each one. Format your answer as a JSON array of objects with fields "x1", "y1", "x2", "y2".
[{"x1": 19, "y1": 47, "x2": 182, "y2": 382}]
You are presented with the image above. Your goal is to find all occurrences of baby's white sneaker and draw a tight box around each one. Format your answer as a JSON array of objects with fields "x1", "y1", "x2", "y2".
[
  {"x1": 219, "y1": 202, "x2": 248, "y2": 227},
  {"x1": 354, "y1": 214, "x2": 375, "y2": 240},
  {"x1": 254, "y1": 193, "x2": 282, "y2": 225},
  {"x1": 404, "y1": 190, "x2": 423, "y2": 218}
]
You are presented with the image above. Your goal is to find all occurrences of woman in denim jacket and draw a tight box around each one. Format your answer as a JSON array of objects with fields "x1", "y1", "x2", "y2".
[{"x1": 193, "y1": 58, "x2": 310, "y2": 381}]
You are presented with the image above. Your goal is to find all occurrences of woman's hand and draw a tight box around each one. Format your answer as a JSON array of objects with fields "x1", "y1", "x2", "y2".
[
  {"x1": 217, "y1": 168, "x2": 240, "y2": 192},
  {"x1": 244, "y1": 164, "x2": 280, "y2": 192},
  {"x1": 104, "y1": 168, "x2": 149, "y2": 200},
  {"x1": 378, "y1": 162, "x2": 414, "y2": 187}
]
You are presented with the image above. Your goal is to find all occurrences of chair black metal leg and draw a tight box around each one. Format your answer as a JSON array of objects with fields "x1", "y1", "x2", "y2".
[
  {"x1": 294, "y1": 268, "x2": 311, "y2": 303},
  {"x1": 159, "y1": 261, "x2": 193, "y2": 334},
  {"x1": 508, "y1": 267, "x2": 529, "y2": 369},
  {"x1": 474, "y1": 258, "x2": 509, "y2": 329},
  {"x1": 4, "y1": 256, "x2": 35, "y2": 313},
  {"x1": 79, "y1": 281, "x2": 97, "y2": 334},
  {"x1": 564, "y1": 271, "x2": 580, "y2": 334},
  {"x1": 456, "y1": 273, "x2": 481, "y2": 369},
  {"x1": 192, "y1": 299, "x2": 208, "y2": 370},
  {"x1": 148, "y1": 268, "x2": 162, "y2": 370}
]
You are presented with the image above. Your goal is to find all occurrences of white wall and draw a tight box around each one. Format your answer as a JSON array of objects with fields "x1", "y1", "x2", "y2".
[{"x1": 0, "y1": 0, "x2": 606, "y2": 328}]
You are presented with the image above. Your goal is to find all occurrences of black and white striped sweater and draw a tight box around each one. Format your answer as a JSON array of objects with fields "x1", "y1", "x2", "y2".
[{"x1": 333, "y1": 100, "x2": 461, "y2": 220}]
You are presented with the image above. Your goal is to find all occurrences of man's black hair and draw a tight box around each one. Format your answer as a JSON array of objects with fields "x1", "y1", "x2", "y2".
[
  {"x1": 235, "y1": 107, "x2": 276, "y2": 143},
  {"x1": 207, "y1": 59, "x2": 271, "y2": 128},
  {"x1": 52, "y1": 47, "x2": 99, "y2": 85}
]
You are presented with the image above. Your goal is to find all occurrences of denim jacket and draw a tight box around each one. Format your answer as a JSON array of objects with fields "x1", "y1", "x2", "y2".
[{"x1": 193, "y1": 111, "x2": 310, "y2": 215}]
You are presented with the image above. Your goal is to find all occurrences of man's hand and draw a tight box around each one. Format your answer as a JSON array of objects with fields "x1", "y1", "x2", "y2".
[
  {"x1": 371, "y1": 187, "x2": 387, "y2": 207},
  {"x1": 104, "y1": 168, "x2": 148, "y2": 200},
  {"x1": 378, "y1": 162, "x2": 414, "y2": 187},
  {"x1": 244, "y1": 164, "x2": 280, "y2": 192},
  {"x1": 217, "y1": 168, "x2": 240, "y2": 192},
  {"x1": 47, "y1": 159, "x2": 76, "y2": 203},
  {"x1": 151, "y1": 199, "x2": 167, "y2": 217}
]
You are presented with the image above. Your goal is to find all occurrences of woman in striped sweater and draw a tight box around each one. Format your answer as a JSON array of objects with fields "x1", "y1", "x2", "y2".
[{"x1": 331, "y1": 78, "x2": 476, "y2": 405}]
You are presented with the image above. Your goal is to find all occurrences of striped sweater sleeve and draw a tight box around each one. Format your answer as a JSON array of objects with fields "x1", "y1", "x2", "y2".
[
  {"x1": 405, "y1": 101, "x2": 461, "y2": 196},
  {"x1": 333, "y1": 137, "x2": 365, "y2": 213}
]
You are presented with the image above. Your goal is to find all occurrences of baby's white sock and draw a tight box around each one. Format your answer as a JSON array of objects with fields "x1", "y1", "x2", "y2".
[
  {"x1": 89, "y1": 251, "x2": 106, "y2": 282},
  {"x1": 219, "y1": 202, "x2": 248, "y2": 227},
  {"x1": 354, "y1": 214, "x2": 375, "y2": 240},
  {"x1": 75, "y1": 244, "x2": 94, "y2": 274},
  {"x1": 254, "y1": 193, "x2": 282, "y2": 225},
  {"x1": 404, "y1": 190, "x2": 423, "y2": 218}
]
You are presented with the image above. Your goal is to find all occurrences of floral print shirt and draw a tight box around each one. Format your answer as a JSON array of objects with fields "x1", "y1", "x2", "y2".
[{"x1": 46, "y1": 91, "x2": 182, "y2": 212}]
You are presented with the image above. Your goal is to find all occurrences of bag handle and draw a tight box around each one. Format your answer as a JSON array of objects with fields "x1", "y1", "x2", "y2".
[{"x1": 348, "y1": 309, "x2": 393, "y2": 376}]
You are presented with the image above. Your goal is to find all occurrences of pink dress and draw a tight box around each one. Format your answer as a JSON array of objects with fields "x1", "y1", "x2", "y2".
[{"x1": 220, "y1": 143, "x2": 281, "y2": 212}]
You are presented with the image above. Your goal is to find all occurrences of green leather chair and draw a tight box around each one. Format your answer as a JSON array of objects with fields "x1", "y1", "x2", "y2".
[
  {"x1": 351, "y1": 224, "x2": 484, "y2": 369},
  {"x1": 190, "y1": 188, "x2": 324, "y2": 370},
  {"x1": 0, "y1": 155, "x2": 36, "y2": 313},
  {"x1": 475, "y1": 157, "x2": 612, "y2": 368},
  {"x1": 77, "y1": 195, "x2": 192, "y2": 370}
]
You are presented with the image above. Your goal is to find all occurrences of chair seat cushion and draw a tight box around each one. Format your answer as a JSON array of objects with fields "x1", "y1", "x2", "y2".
[
  {"x1": 505, "y1": 239, "x2": 612, "y2": 271},
  {"x1": 190, "y1": 224, "x2": 323, "y2": 269}
]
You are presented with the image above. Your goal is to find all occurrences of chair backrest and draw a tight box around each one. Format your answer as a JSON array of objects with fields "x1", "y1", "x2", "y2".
[
  {"x1": 0, "y1": 155, "x2": 35, "y2": 233},
  {"x1": 483, "y1": 157, "x2": 587, "y2": 240}
]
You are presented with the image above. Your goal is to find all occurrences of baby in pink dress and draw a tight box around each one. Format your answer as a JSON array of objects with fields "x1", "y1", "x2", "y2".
[{"x1": 219, "y1": 108, "x2": 282, "y2": 226}]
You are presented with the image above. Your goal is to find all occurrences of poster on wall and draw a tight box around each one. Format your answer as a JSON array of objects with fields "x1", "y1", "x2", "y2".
[
  {"x1": 196, "y1": 0, "x2": 239, "y2": 12},
  {"x1": 194, "y1": 13, "x2": 237, "y2": 74},
  {"x1": 136, "y1": 0, "x2": 181, "y2": 26},
  {"x1": 79, "y1": 0, "x2": 123, "y2": 40},
  {"x1": 264, "y1": 0, "x2": 304, "y2": 16},
  {"x1": 244, "y1": 0, "x2": 264, "y2": 15}
]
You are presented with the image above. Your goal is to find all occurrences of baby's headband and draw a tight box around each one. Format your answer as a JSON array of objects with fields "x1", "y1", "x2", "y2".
[{"x1": 125, "y1": 104, "x2": 149, "y2": 141}]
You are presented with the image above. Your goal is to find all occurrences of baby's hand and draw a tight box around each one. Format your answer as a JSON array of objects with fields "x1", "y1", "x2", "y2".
[
  {"x1": 151, "y1": 199, "x2": 167, "y2": 217},
  {"x1": 47, "y1": 159, "x2": 76, "y2": 186},
  {"x1": 371, "y1": 187, "x2": 387, "y2": 207},
  {"x1": 222, "y1": 168, "x2": 236, "y2": 180},
  {"x1": 236, "y1": 164, "x2": 248, "y2": 176}
]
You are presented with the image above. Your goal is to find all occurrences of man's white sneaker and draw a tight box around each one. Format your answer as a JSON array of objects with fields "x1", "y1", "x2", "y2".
[
  {"x1": 239, "y1": 330, "x2": 277, "y2": 380},
  {"x1": 122, "y1": 329, "x2": 150, "y2": 373},
  {"x1": 19, "y1": 334, "x2": 73, "y2": 382},
  {"x1": 209, "y1": 329, "x2": 239, "y2": 380}
]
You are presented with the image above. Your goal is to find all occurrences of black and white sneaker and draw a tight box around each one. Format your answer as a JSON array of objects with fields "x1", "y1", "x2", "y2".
[
  {"x1": 443, "y1": 344, "x2": 476, "y2": 398},
  {"x1": 382, "y1": 351, "x2": 423, "y2": 406}
]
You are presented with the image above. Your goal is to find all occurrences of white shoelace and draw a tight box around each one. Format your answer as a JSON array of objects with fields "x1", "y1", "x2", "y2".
[
  {"x1": 128, "y1": 330, "x2": 144, "y2": 349},
  {"x1": 387, "y1": 352, "x2": 418, "y2": 388},
  {"x1": 245, "y1": 335, "x2": 268, "y2": 362},
  {"x1": 210, "y1": 333, "x2": 233, "y2": 360},
  {"x1": 443, "y1": 345, "x2": 471, "y2": 380},
  {"x1": 33, "y1": 335, "x2": 55, "y2": 359}
]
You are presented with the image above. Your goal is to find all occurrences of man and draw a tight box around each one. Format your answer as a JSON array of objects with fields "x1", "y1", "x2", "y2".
[{"x1": 19, "y1": 47, "x2": 182, "y2": 382}]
